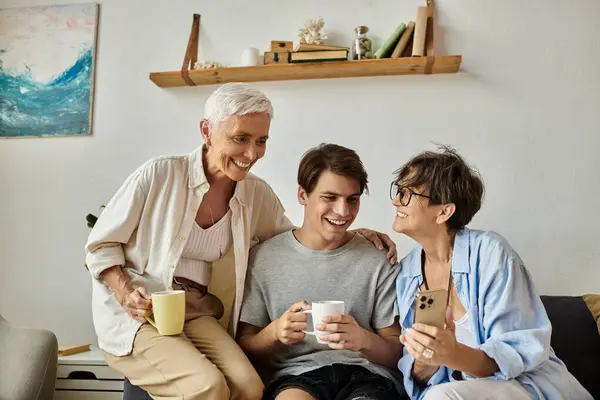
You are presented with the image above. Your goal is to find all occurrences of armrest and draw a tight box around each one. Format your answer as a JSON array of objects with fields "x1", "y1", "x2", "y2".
[{"x1": 0, "y1": 317, "x2": 58, "y2": 400}]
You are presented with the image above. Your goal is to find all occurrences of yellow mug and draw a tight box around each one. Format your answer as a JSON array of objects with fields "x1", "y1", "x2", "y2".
[{"x1": 146, "y1": 290, "x2": 185, "y2": 335}]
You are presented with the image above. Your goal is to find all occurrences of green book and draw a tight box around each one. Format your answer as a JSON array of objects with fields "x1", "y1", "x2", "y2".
[
  {"x1": 375, "y1": 23, "x2": 406, "y2": 59},
  {"x1": 290, "y1": 58, "x2": 349, "y2": 64}
]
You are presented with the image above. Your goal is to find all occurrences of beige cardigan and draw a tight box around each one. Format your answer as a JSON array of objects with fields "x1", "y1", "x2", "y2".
[{"x1": 85, "y1": 146, "x2": 293, "y2": 356}]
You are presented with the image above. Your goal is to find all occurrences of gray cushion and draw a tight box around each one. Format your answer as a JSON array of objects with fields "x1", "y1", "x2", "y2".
[{"x1": 0, "y1": 315, "x2": 58, "y2": 400}]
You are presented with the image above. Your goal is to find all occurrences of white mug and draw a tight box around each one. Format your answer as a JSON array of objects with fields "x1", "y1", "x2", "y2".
[
  {"x1": 241, "y1": 47, "x2": 261, "y2": 66},
  {"x1": 302, "y1": 301, "x2": 345, "y2": 344}
]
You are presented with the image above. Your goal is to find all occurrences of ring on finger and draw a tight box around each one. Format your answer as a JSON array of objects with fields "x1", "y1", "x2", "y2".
[{"x1": 422, "y1": 348, "x2": 434, "y2": 359}]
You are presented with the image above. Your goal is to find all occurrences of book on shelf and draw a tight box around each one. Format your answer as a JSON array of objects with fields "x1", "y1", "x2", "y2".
[
  {"x1": 374, "y1": 23, "x2": 406, "y2": 59},
  {"x1": 58, "y1": 344, "x2": 91, "y2": 357},
  {"x1": 290, "y1": 49, "x2": 349, "y2": 63},
  {"x1": 412, "y1": 6, "x2": 428, "y2": 56},
  {"x1": 391, "y1": 21, "x2": 415, "y2": 58},
  {"x1": 294, "y1": 43, "x2": 349, "y2": 52},
  {"x1": 401, "y1": 36, "x2": 414, "y2": 57}
]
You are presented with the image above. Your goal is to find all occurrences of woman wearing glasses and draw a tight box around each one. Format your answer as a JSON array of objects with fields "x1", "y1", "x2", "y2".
[{"x1": 390, "y1": 146, "x2": 590, "y2": 400}]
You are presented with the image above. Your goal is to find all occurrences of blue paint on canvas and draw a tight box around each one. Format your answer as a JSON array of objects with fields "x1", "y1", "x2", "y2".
[
  {"x1": 0, "y1": 4, "x2": 98, "y2": 137},
  {"x1": 0, "y1": 49, "x2": 93, "y2": 136}
]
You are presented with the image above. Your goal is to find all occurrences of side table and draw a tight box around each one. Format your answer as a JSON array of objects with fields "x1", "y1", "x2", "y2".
[{"x1": 55, "y1": 347, "x2": 123, "y2": 399}]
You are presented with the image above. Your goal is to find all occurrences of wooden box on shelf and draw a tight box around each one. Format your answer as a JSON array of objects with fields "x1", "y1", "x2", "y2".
[
  {"x1": 264, "y1": 51, "x2": 290, "y2": 65},
  {"x1": 270, "y1": 40, "x2": 293, "y2": 52}
]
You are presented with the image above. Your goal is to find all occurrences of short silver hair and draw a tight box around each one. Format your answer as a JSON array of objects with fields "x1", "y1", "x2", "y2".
[{"x1": 204, "y1": 83, "x2": 274, "y2": 131}]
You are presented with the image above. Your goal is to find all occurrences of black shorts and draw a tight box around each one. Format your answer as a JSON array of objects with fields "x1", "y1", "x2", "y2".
[{"x1": 263, "y1": 363, "x2": 407, "y2": 400}]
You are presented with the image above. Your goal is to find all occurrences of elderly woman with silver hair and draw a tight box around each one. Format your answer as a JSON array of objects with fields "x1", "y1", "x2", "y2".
[{"x1": 85, "y1": 83, "x2": 397, "y2": 400}]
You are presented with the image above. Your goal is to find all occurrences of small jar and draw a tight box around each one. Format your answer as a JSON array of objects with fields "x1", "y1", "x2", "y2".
[{"x1": 351, "y1": 26, "x2": 373, "y2": 60}]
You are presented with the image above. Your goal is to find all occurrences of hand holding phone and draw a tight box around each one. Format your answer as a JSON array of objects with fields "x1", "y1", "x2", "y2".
[{"x1": 413, "y1": 289, "x2": 448, "y2": 329}]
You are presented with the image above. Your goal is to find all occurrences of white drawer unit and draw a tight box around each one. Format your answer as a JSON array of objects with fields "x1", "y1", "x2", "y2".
[{"x1": 55, "y1": 348, "x2": 124, "y2": 400}]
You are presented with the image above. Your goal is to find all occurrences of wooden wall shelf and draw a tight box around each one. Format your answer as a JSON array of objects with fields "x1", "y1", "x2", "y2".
[
  {"x1": 149, "y1": 55, "x2": 462, "y2": 88},
  {"x1": 151, "y1": 2, "x2": 460, "y2": 88}
]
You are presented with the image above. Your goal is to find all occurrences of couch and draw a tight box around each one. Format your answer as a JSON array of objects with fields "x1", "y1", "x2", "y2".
[
  {"x1": 0, "y1": 313, "x2": 58, "y2": 400},
  {"x1": 123, "y1": 295, "x2": 600, "y2": 400},
  {"x1": 539, "y1": 295, "x2": 600, "y2": 398}
]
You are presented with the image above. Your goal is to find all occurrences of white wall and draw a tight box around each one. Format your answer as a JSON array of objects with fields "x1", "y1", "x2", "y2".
[{"x1": 0, "y1": 0, "x2": 598, "y2": 345}]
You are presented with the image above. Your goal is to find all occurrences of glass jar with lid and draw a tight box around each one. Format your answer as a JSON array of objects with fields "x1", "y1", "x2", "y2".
[{"x1": 350, "y1": 26, "x2": 373, "y2": 60}]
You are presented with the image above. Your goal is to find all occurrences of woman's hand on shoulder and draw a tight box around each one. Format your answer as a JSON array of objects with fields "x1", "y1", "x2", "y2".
[{"x1": 352, "y1": 228, "x2": 397, "y2": 264}]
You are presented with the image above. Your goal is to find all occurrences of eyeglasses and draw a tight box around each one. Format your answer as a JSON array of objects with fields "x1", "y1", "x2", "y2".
[{"x1": 389, "y1": 181, "x2": 431, "y2": 206}]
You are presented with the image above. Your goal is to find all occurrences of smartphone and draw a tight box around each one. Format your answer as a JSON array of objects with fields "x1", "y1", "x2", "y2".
[{"x1": 413, "y1": 289, "x2": 447, "y2": 329}]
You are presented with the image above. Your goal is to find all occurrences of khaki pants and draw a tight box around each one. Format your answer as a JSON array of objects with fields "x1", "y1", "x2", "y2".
[{"x1": 105, "y1": 282, "x2": 263, "y2": 400}]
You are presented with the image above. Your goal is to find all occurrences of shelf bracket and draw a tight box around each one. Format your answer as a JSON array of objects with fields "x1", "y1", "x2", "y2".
[
  {"x1": 181, "y1": 14, "x2": 201, "y2": 86},
  {"x1": 424, "y1": 0, "x2": 435, "y2": 74}
]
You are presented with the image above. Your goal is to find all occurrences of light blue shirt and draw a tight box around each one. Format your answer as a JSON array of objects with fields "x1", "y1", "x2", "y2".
[{"x1": 396, "y1": 228, "x2": 592, "y2": 400}]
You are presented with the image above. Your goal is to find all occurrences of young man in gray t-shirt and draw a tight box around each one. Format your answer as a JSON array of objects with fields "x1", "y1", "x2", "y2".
[{"x1": 237, "y1": 144, "x2": 408, "y2": 400}]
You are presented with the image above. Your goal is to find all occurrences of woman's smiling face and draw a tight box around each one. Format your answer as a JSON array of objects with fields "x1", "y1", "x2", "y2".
[{"x1": 202, "y1": 113, "x2": 271, "y2": 181}]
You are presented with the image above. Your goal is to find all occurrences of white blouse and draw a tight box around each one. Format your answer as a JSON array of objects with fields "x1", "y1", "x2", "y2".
[
  {"x1": 85, "y1": 146, "x2": 294, "y2": 356},
  {"x1": 174, "y1": 209, "x2": 233, "y2": 286}
]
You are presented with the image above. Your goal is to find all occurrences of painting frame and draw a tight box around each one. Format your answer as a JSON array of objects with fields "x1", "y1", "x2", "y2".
[{"x1": 0, "y1": 2, "x2": 99, "y2": 139}]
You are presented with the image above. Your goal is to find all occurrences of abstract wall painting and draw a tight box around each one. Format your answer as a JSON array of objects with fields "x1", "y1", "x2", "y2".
[{"x1": 0, "y1": 3, "x2": 98, "y2": 138}]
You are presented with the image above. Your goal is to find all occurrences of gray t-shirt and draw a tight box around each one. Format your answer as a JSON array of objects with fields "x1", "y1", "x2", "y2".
[{"x1": 240, "y1": 230, "x2": 402, "y2": 387}]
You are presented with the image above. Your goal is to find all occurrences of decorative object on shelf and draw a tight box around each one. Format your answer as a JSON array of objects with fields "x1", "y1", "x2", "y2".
[
  {"x1": 350, "y1": 26, "x2": 373, "y2": 60},
  {"x1": 0, "y1": 3, "x2": 99, "y2": 138},
  {"x1": 241, "y1": 47, "x2": 261, "y2": 66},
  {"x1": 194, "y1": 60, "x2": 223, "y2": 69},
  {"x1": 264, "y1": 40, "x2": 293, "y2": 65},
  {"x1": 264, "y1": 51, "x2": 290, "y2": 65},
  {"x1": 297, "y1": 17, "x2": 328, "y2": 44},
  {"x1": 270, "y1": 41, "x2": 293, "y2": 52}
]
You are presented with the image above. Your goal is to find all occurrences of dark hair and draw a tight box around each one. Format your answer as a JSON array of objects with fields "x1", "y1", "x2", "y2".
[
  {"x1": 394, "y1": 145, "x2": 484, "y2": 232},
  {"x1": 298, "y1": 143, "x2": 369, "y2": 195}
]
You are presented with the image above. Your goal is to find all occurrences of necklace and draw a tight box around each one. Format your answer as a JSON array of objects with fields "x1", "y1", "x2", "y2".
[
  {"x1": 199, "y1": 180, "x2": 235, "y2": 258},
  {"x1": 421, "y1": 251, "x2": 453, "y2": 306},
  {"x1": 206, "y1": 202, "x2": 223, "y2": 258},
  {"x1": 208, "y1": 202, "x2": 216, "y2": 226}
]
